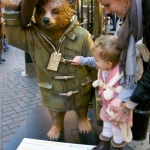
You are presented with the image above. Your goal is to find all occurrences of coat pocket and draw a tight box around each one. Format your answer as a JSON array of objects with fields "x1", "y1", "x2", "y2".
[
  {"x1": 81, "y1": 75, "x2": 93, "y2": 95},
  {"x1": 38, "y1": 82, "x2": 53, "y2": 89}
]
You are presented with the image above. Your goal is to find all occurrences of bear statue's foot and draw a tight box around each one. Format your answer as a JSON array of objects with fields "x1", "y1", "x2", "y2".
[
  {"x1": 78, "y1": 117, "x2": 92, "y2": 134},
  {"x1": 47, "y1": 110, "x2": 65, "y2": 140},
  {"x1": 76, "y1": 106, "x2": 92, "y2": 134},
  {"x1": 47, "y1": 125, "x2": 64, "y2": 140}
]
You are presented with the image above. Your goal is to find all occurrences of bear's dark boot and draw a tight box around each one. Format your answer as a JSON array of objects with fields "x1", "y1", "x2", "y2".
[
  {"x1": 92, "y1": 134, "x2": 111, "y2": 150},
  {"x1": 110, "y1": 139, "x2": 126, "y2": 150}
]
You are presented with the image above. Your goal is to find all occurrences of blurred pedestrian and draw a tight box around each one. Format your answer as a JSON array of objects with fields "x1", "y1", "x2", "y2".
[
  {"x1": 0, "y1": 20, "x2": 5, "y2": 62},
  {"x1": 108, "y1": 12, "x2": 119, "y2": 31},
  {"x1": 3, "y1": 34, "x2": 9, "y2": 51}
]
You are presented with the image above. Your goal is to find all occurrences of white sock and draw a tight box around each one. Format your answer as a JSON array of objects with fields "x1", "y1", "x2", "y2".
[
  {"x1": 102, "y1": 122, "x2": 112, "y2": 138},
  {"x1": 112, "y1": 126, "x2": 123, "y2": 144}
]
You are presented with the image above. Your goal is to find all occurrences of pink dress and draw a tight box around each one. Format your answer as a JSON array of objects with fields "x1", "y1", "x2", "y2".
[
  {"x1": 98, "y1": 64, "x2": 120, "y2": 122},
  {"x1": 98, "y1": 63, "x2": 132, "y2": 128}
]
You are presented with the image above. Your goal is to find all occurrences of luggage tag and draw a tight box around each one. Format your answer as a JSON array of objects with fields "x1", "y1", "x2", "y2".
[{"x1": 47, "y1": 52, "x2": 62, "y2": 71}]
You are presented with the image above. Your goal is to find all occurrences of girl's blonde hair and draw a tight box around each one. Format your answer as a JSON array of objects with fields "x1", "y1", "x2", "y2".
[{"x1": 92, "y1": 35, "x2": 121, "y2": 68}]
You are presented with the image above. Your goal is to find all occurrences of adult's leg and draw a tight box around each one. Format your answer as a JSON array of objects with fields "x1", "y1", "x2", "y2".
[
  {"x1": 109, "y1": 13, "x2": 116, "y2": 31},
  {"x1": 0, "y1": 26, "x2": 5, "y2": 61},
  {"x1": 3, "y1": 34, "x2": 9, "y2": 50}
]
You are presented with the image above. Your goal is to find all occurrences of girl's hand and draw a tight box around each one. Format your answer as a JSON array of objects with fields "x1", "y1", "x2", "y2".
[{"x1": 69, "y1": 56, "x2": 81, "y2": 65}]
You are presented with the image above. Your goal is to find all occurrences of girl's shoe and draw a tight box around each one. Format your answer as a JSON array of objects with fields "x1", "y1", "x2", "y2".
[
  {"x1": 92, "y1": 134, "x2": 111, "y2": 150},
  {"x1": 110, "y1": 139, "x2": 126, "y2": 150}
]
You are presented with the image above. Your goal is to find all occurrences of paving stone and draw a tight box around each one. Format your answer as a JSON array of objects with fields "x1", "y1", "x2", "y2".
[
  {"x1": 3, "y1": 119, "x2": 14, "y2": 126},
  {"x1": 12, "y1": 115, "x2": 27, "y2": 122},
  {"x1": 8, "y1": 121, "x2": 23, "y2": 129},
  {"x1": 0, "y1": 122, "x2": 2, "y2": 128},
  {"x1": 0, "y1": 127, "x2": 2, "y2": 138},
  {"x1": 7, "y1": 91, "x2": 17, "y2": 97},
  {"x1": 0, "y1": 139, "x2": 2, "y2": 150},
  {"x1": 12, "y1": 105, "x2": 24, "y2": 113},
  {"x1": 3, "y1": 95, "x2": 11, "y2": 99},
  {"x1": 11, "y1": 94, "x2": 26, "y2": 100},
  {"x1": 0, "y1": 112, "x2": 2, "y2": 119},
  {"x1": 3, "y1": 110, "x2": 16, "y2": 117},
  {"x1": 21, "y1": 96, "x2": 33, "y2": 103},
  {"x1": 3, "y1": 104, "x2": 12, "y2": 109},
  {"x1": 9, "y1": 103, "x2": 18, "y2": 107},
  {"x1": 24, "y1": 92, "x2": 35, "y2": 98},
  {"x1": 22, "y1": 105, "x2": 35, "y2": 111},
  {"x1": 3, "y1": 129, "x2": 13, "y2": 137},
  {"x1": 3, "y1": 107, "x2": 14, "y2": 113},
  {"x1": 3, "y1": 134, "x2": 12, "y2": 143},
  {"x1": 8, "y1": 98, "x2": 24, "y2": 104},
  {"x1": 18, "y1": 110, "x2": 31, "y2": 116},
  {"x1": 2, "y1": 116, "x2": 12, "y2": 122},
  {"x1": 11, "y1": 126, "x2": 19, "y2": 134},
  {"x1": 10, "y1": 113, "x2": 20, "y2": 119},
  {"x1": 17, "y1": 101, "x2": 27, "y2": 107},
  {"x1": 3, "y1": 126, "x2": 10, "y2": 131}
]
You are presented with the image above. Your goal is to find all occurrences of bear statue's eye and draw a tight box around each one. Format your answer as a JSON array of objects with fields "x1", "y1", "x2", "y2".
[
  {"x1": 38, "y1": 9, "x2": 45, "y2": 15},
  {"x1": 52, "y1": 9, "x2": 59, "y2": 14}
]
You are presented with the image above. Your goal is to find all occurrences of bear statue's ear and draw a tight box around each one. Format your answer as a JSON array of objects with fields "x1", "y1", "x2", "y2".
[{"x1": 67, "y1": 0, "x2": 76, "y2": 8}]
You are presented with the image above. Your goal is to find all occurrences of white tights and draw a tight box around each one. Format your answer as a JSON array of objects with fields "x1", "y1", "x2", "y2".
[{"x1": 102, "y1": 122, "x2": 123, "y2": 144}]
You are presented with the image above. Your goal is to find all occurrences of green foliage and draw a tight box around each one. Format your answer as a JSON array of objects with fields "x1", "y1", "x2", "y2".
[
  {"x1": 82, "y1": 0, "x2": 94, "y2": 5},
  {"x1": 83, "y1": 0, "x2": 88, "y2": 5}
]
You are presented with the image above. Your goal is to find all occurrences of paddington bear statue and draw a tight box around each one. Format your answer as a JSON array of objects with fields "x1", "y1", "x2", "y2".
[{"x1": 2, "y1": 0, "x2": 97, "y2": 140}]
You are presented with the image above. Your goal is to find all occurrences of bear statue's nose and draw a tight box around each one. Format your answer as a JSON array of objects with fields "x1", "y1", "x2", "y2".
[{"x1": 43, "y1": 17, "x2": 50, "y2": 24}]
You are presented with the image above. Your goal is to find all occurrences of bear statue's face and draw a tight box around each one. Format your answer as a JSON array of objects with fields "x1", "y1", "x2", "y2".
[{"x1": 35, "y1": 0, "x2": 75, "y2": 32}]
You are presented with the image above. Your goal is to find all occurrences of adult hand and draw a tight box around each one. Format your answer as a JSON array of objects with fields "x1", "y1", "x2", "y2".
[
  {"x1": 108, "y1": 98, "x2": 123, "y2": 111},
  {"x1": 69, "y1": 56, "x2": 81, "y2": 65},
  {"x1": 107, "y1": 103, "x2": 132, "y2": 125}
]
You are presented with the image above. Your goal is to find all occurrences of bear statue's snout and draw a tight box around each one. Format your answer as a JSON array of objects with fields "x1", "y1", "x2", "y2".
[{"x1": 43, "y1": 17, "x2": 50, "y2": 24}]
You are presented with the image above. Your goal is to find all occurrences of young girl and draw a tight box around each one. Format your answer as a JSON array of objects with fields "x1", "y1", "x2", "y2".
[{"x1": 70, "y1": 35, "x2": 136, "y2": 150}]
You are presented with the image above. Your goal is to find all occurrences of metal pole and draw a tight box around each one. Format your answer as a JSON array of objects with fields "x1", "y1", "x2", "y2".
[
  {"x1": 91, "y1": 0, "x2": 93, "y2": 23},
  {"x1": 87, "y1": 0, "x2": 90, "y2": 31},
  {"x1": 81, "y1": 0, "x2": 83, "y2": 23}
]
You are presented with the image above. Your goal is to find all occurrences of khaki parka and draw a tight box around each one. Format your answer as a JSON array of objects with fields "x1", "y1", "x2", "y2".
[{"x1": 3, "y1": 11, "x2": 96, "y2": 111}]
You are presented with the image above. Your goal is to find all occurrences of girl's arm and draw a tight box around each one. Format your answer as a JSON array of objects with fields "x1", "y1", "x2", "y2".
[{"x1": 70, "y1": 56, "x2": 96, "y2": 67}]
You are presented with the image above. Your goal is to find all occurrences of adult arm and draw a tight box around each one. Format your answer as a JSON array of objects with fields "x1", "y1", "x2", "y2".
[
  {"x1": 126, "y1": 0, "x2": 150, "y2": 108},
  {"x1": 127, "y1": 61, "x2": 150, "y2": 106}
]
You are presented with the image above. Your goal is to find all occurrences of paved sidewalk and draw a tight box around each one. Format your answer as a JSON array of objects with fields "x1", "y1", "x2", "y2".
[
  {"x1": 0, "y1": 45, "x2": 150, "y2": 150},
  {"x1": 0, "y1": 46, "x2": 42, "y2": 150}
]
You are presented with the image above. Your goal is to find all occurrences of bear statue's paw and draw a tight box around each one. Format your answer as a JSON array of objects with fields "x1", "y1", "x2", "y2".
[
  {"x1": 3, "y1": 0, "x2": 22, "y2": 11},
  {"x1": 78, "y1": 117, "x2": 92, "y2": 134},
  {"x1": 47, "y1": 125, "x2": 64, "y2": 140}
]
